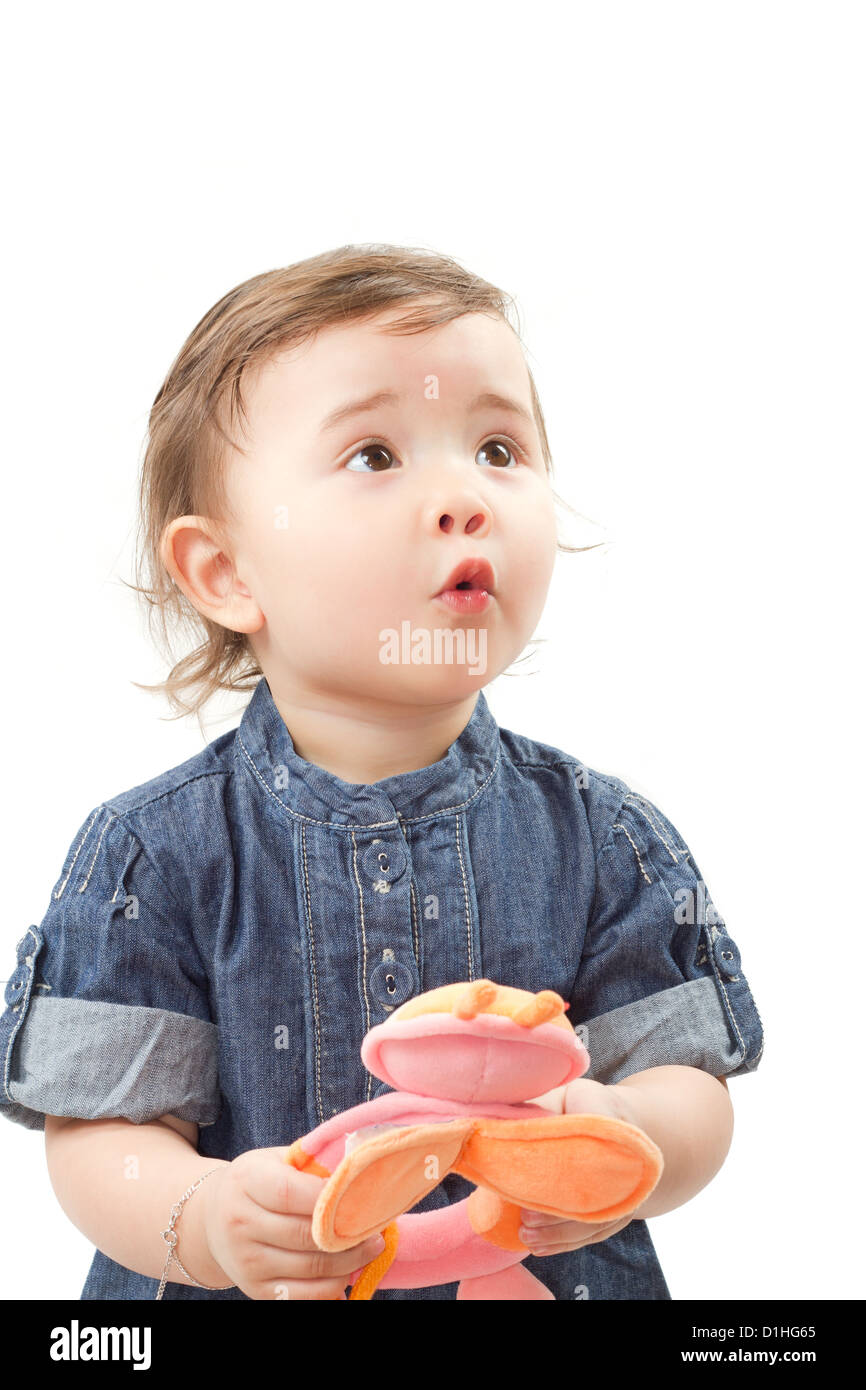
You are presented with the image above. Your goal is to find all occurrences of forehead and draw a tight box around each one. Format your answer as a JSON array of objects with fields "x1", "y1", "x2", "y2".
[{"x1": 241, "y1": 308, "x2": 532, "y2": 434}]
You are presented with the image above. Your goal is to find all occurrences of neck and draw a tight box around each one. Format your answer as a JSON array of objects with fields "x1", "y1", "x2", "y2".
[{"x1": 264, "y1": 677, "x2": 481, "y2": 785}]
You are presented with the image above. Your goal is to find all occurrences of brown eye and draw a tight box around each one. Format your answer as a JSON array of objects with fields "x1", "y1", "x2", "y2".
[
  {"x1": 476, "y1": 439, "x2": 517, "y2": 469},
  {"x1": 345, "y1": 442, "x2": 400, "y2": 473}
]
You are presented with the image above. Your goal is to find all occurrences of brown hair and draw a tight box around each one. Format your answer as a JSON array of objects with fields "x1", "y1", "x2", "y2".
[{"x1": 126, "y1": 242, "x2": 600, "y2": 725}]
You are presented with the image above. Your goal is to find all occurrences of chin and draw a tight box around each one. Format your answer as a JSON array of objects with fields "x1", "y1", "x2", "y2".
[{"x1": 377, "y1": 669, "x2": 492, "y2": 706}]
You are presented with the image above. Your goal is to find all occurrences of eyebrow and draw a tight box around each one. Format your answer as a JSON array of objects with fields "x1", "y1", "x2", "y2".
[{"x1": 318, "y1": 389, "x2": 535, "y2": 435}]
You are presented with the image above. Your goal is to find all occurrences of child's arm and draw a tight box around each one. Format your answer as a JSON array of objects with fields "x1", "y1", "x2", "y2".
[
  {"x1": 606, "y1": 1066, "x2": 734, "y2": 1219},
  {"x1": 44, "y1": 1113, "x2": 232, "y2": 1288}
]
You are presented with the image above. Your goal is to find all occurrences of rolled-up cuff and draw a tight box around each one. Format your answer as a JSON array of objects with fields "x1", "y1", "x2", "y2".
[
  {"x1": 580, "y1": 976, "x2": 763, "y2": 1085},
  {"x1": 2, "y1": 994, "x2": 220, "y2": 1132}
]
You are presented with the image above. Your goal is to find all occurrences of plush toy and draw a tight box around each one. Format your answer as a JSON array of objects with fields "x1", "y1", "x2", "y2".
[{"x1": 283, "y1": 979, "x2": 663, "y2": 1300}]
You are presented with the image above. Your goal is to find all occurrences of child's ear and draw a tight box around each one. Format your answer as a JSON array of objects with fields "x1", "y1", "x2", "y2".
[{"x1": 160, "y1": 515, "x2": 265, "y2": 634}]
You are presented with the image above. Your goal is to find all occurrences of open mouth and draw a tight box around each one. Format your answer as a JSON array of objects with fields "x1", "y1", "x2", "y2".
[{"x1": 435, "y1": 557, "x2": 496, "y2": 597}]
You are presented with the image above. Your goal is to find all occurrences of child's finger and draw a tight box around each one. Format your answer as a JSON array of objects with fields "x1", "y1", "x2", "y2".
[
  {"x1": 520, "y1": 1214, "x2": 623, "y2": 1247},
  {"x1": 519, "y1": 1206, "x2": 555, "y2": 1226},
  {"x1": 520, "y1": 1217, "x2": 569, "y2": 1244}
]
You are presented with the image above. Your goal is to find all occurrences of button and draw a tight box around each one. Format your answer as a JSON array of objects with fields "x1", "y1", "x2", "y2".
[
  {"x1": 5, "y1": 964, "x2": 30, "y2": 1009},
  {"x1": 369, "y1": 960, "x2": 415, "y2": 1008},
  {"x1": 362, "y1": 839, "x2": 406, "y2": 884},
  {"x1": 713, "y1": 933, "x2": 741, "y2": 979}
]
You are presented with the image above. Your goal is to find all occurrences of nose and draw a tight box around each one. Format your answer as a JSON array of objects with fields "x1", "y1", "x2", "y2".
[
  {"x1": 424, "y1": 483, "x2": 493, "y2": 538},
  {"x1": 438, "y1": 508, "x2": 489, "y2": 536}
]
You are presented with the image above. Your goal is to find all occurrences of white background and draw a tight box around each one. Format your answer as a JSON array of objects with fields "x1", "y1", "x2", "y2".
[{"x1": 1, "y1": 0, "x2": 862, "y2": 1302}]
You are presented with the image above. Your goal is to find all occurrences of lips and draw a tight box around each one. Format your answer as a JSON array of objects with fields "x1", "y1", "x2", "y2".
[{"x1": 435, "y1": 557, "x2": 496, "y2": 597}]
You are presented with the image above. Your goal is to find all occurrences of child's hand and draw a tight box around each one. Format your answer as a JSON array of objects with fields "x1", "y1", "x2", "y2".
[
  {"x1": 520, "y1": 1078, "x2": 634, "y2": 1256},
  {"x1": 201, "y1": 1146, "x2": 386, "y2": 1300},
  {"x1": 518, "y1": 1206, "x2": 633, "y2": 1256}
]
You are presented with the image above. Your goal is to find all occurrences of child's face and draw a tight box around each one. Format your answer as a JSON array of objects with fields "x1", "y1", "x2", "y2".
[{"x1": 220, "y1": 305, "x2": 558, "y2": 705}]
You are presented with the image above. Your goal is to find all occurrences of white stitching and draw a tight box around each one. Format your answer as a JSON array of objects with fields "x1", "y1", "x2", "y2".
[
  {"x1": 623, "y1": 794, "x2": 683, "y2": 863},
  {"x1": 399, "y1": 751, "x2": 501, "y2": 825},
  {"x1": 409, "y1": 879, "x2": 420, "y2": 972},
  {"x1": 453, "y1": 812, "x2": 475, "y2": 980},
  {"x1": 237, "y1": 730, "x2": 501, "y2": 829},
  {"x1": 53, "y1": 809, "x2": 100, "y2": 899},
  {"x1": 2, "y1": 931, "x2": 42, "y2": 1101},
  {"x1": 237, "y1": 734, "x2": 398, "y2": 829},
  {"x1": 300, "y1": 821, "x2": 325, "y2": 1126},
  {"x1": 349, "y1": 828, "x2": 372, "y2": 1104},
  {"x1": 704, "y1": 926, "x2": 765, "y2": 1072},
  {"x1": 15, "y1": 927, "x2": 39, "y2": 956},
  {"x1": 78, "y1": 813, "x2": 117, "y2": 892},
  {"x1": 707, "y1": 922, "x2": 747, "y2": 1062},
  {"x1": 612, "y1": 821, "x2": 652, "y2": 884}
]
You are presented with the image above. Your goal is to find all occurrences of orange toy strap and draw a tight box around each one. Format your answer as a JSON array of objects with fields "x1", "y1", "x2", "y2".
[{"x1": 348, "y1": 1221, "x2": 400, "y2": 1300}]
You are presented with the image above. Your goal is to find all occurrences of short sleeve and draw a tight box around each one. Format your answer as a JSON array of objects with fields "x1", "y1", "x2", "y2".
[
  {"x1": 571, "y1": 786, "x2": 765, "y2": 1085},
  {"x1": 0, "y1": 804, "x2": 220, "y2": 1132}
]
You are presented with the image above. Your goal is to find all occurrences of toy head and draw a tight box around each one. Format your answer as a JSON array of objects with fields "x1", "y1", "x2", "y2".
[{"x1": 361, "y1": 979, "x2": 590, "y2": 1103}]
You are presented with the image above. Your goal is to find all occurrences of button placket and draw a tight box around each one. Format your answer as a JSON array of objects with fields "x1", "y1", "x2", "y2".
[{"x1": 360, "y1": 837, "x2": 418, "y2": 1016}]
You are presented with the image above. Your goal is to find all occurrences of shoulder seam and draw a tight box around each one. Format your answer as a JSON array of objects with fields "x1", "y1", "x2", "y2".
[
  {"x1": 620, "y1": 793, "x2": 688, "y2": 863},
  {"x1": 508, "y1": 757, "x2": 582, "y2": 771},
  {"x1": 507, "y1": 757, "x2": 626, "y2": 795},
  {"x1": 103, "y1": 767, "x2": 233, "y2": 819}
]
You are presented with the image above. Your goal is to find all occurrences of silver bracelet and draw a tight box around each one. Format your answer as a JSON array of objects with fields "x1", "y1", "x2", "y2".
[{"x1": 155, "y1": 1167, "x2": 234, "y2": 1300}]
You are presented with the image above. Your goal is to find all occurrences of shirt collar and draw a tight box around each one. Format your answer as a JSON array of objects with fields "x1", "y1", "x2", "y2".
[{"x1": 236, "y1": 676, "x2": 502, "y2": 828}]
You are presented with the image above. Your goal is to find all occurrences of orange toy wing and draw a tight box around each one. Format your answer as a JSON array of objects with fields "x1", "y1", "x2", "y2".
[
  {"x1": 306, "y1": 1111, "x2": 663, "y2": 1252},
  {"x1": 309, "y1": 1118, "x2": 476, "y2": 1252},
  {"x1": 451, "y1": 1113, "x2": 664, "y2": 1224}
]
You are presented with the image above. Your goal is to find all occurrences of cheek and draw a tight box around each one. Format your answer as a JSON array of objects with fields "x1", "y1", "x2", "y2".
[
  {"x1": 511, "y1": 500, "x2": 558, "y2": 586},
  {"x1": 260, "y1": 514, "x2": 400, "y2": 641}
]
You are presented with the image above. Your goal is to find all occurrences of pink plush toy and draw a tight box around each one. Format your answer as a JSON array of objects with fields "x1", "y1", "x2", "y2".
[{"x1": 283, "y1": 979, "x2": 664, "y2": 1300}]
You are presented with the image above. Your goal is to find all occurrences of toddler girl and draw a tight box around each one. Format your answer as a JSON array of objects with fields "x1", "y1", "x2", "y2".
[{"x1": 0, "y1": 244, "x2": 764, "y2": 1300}]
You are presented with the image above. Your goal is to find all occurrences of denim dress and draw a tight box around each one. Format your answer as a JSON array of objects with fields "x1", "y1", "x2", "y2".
[{"x1": 0, "y1": 677, "x2": 764, "y2": 1300}]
